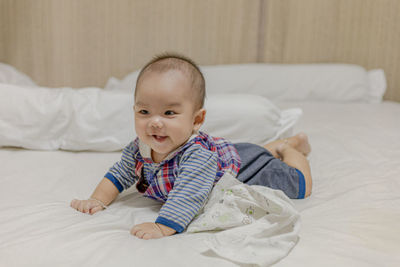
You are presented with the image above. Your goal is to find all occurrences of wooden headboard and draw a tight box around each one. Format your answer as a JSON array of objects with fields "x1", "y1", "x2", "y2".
[{"x1": 1, "y1": 0, "x2": 399, "y2": 102}]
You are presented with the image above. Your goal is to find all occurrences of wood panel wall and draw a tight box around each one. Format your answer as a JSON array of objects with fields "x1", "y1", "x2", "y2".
[
  {"x1": 0, "y1": 0, "x2": 260, "y2": 88},
  {"x1": 261, "y1": 0, "x2": 400, "y2": 102},
  {"x1": 0, "y1": 0, "x2": 399, "y2": 102}
]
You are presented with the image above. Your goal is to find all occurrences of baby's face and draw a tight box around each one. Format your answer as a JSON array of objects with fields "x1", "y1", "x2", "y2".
[{"x1": 134, "y1": 70, "x2": 205, "y2": 163}]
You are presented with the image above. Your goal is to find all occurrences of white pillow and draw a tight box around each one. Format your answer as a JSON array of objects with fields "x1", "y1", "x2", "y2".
[
  {"x1": 0, "y1": 84, "x2": 300, "y2": 151},
  {"x1": 366, "y1": 69, "x2": 386, "y2": 103},
  {"x1": 104, "y1": 71, "x2": 139, "y2": 91},
  {"x1": 202, "y1": 94, "x2": 302, "y2": 145},
  {"x1": 106, "y1": 64, "x2": 386, "y2": 103},
  {"x1": 0, "y1": 83, "x2": 134, "y2": 151},
  {"x1": 0, "y1": 63, "x2": 37, "y2": 87},
  {"x1": 202, "y1": 64, "x2": 386, "y2": 103}
]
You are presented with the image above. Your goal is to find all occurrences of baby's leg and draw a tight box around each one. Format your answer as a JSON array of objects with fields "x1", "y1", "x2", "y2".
[
  {"x1": 263, "y1": 132, "x2": 311, "y2": 159},
  {"x1": 277, "y1": 143, "x2": 312, "y2": 197}
]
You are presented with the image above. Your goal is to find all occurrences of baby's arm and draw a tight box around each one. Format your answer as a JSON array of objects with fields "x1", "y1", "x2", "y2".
[
  {"x1": 130, "y1": 145, "x2": 218, "y2": 239},
  {"x1": 71, "y1": 141, "x2": 138, "y2": 214},
  {"x1": 70, "y1": 178, "x2": 119, "y2": 215}
]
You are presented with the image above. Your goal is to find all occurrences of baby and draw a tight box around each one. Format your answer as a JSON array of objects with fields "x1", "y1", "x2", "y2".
[{"x1": 71, "y1": 53, "x2": 312, "y2": 240}]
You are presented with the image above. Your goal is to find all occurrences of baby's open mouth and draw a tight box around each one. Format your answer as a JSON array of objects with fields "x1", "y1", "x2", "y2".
[{"x1": 152, "y1": 135, "x2": 167, "y2": 142}]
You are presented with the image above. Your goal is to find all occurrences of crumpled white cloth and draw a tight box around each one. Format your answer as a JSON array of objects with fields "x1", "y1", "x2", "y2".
[{"x1": 187, "y1": 173, "x2": 301, "y2": 266}]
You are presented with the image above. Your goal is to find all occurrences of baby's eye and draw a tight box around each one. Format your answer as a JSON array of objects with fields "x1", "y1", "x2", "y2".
[
  {"x1": 138, "y1": 110, "x2": 149, "y2": 115},
  {"x1": 165, "y1": 110, "x2": 176, "y2": 116}
]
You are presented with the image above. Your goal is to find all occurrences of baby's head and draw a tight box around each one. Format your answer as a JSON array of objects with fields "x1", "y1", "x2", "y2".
[
  {"x1": 135, "y1": 53, "x2": 205, "y2": 110},
  {"x1": 134, "y1": 53, "x2": 207, "y2": 163}
]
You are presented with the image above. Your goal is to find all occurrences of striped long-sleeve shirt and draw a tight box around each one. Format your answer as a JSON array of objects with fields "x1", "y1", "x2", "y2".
[{"x1": 104, "y1": 131, "x2": 241, "y2": 233}]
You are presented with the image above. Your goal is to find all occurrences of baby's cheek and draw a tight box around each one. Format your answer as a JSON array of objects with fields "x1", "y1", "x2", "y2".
[{"x1": 135, "y1": 120, "x2": 147, "y2": 135}]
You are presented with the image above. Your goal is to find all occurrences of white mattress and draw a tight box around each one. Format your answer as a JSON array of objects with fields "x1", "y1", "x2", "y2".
[{"x1": 1, "y1": 101, "x2": 399, "y2": 267}]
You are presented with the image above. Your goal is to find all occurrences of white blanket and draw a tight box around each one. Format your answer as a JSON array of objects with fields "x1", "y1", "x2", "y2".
[{"x1": 187, "y1": 174, "x2": 300, "y2": 266}]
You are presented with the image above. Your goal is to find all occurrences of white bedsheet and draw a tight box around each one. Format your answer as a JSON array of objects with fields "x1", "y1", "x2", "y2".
[
  {"x1": 1, "y1": 101, "x2": 400, "y2": 266},
  {"x1": 276, "y1": 101, "x2": 400, "y2": 267}
]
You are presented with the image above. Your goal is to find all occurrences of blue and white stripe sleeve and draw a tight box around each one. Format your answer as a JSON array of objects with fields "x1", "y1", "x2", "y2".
[
  {"x1": 155, "y1": 145, "x2": 218, "y2": 233},
  {"x1": 104, "y1": 141, "x2": 138, "y2": 192}
]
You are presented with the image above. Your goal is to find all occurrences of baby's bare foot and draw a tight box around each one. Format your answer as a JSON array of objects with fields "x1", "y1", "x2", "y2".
[
  {"x1": 276, "y1": 142, "x2": 289, "y2": 159},
  {"x1": 276, "y1": 133, "x2": 311, "y2": 159},
  {"x1": 292, "y1": 132, "x2": 311, "y2": 156}
]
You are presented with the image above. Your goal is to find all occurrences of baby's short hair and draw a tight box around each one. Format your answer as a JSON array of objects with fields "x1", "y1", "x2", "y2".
[{"x1": 135, "y1": 53, "x2": 206, "y2": 110}]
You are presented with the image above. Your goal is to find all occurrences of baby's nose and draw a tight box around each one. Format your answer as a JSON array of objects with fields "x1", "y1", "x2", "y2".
[{"x1": 149, "y1": 116, "x2": 163, "y2": 128}]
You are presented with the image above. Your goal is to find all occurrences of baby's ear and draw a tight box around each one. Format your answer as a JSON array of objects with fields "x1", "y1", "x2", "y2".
[{"x1": 193, "y1": 108, "x2": 206, "y2": 131}]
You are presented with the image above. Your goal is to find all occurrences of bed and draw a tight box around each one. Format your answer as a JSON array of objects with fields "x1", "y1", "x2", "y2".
[{"x1": 1, "y1": 63, "x2": 399, "y2": 267}]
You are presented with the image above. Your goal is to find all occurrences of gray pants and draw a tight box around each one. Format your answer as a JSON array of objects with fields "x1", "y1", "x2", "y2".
[{"x1": 234, "y1": 143, "x2": 305, "y2": 199}]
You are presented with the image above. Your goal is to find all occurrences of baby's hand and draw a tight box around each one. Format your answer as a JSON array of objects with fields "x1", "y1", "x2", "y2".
[
  {"x1": 130, "y1": 222, "x2": 176, "y2": 240},
  {"x1": 70, "y1": 198, "x2": 105, "y2": 215}
]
